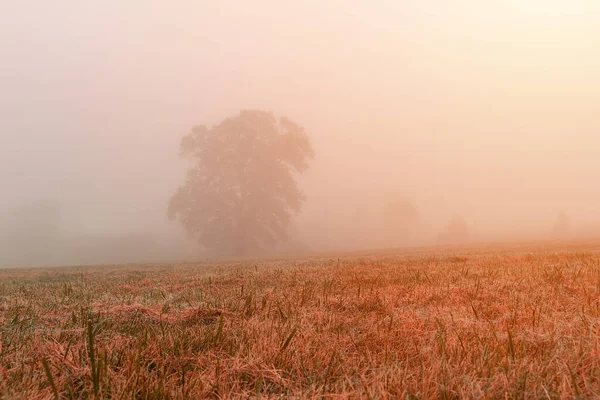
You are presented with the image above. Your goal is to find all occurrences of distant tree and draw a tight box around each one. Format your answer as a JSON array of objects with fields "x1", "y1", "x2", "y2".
[
  {"x1": 438, "y1": 215, "x2": 469, "y2": 243},
  {"x1": 0, "y1": 199, "x2": 61, "y2": 266},
  {"x1": 382, "y1": 199, "x2": 421, "y2": 245},
  {"x1": 552, "y1": 211, "x2": 570, "y2": 237},
  {"x1": 168, "y1": 110, "x2": 314, "y2": 256}
]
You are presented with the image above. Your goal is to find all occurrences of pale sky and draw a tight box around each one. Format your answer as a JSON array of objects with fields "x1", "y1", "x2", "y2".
[{"x1": 2, "y1": 1, "x2": 600, "y2": 250}]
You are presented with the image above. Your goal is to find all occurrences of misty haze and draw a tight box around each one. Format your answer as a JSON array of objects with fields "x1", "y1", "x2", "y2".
[
  {"x1": 2, "y1": 1, "x2": 600, "y2": 398},
  {"x1": 3, "y1": 1, "x2": 600, "y2": 267}
]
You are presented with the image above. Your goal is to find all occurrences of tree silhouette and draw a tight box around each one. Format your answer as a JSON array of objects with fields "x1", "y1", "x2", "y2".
[
  {"x1": 552, "y1": 211, "x2": 570, "y2": 237},
  {"x1": 438, "y1": 215, "x2": 469, "y2": 244},
  {"x1": 168, "y1": 110, "x2": 314, "y2": 256},
  {"x1": 0, "y1": 199, "x2": 61, "y2": 266}
]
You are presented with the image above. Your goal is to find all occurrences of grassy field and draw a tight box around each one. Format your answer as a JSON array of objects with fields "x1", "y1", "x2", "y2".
[{"x1": 2, "y1": 241, "x2": 600, "y2": 398}]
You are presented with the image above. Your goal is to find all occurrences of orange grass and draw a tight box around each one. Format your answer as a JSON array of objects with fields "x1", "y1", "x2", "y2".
[{"x1": 1, "y1": 241, "x2": 600, "y2": 398}]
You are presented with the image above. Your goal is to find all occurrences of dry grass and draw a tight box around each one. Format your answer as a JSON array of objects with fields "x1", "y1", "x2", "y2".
[{"x1": 2, "y1": 241, "x2": 600, "y2": 398}]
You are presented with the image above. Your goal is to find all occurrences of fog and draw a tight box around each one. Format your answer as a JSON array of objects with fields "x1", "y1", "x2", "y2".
[{"x1": 2, "y1": 1, "x2": 600, "y2": 266}]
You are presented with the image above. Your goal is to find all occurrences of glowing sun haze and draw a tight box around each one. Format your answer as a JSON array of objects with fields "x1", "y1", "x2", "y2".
[{"x1": 1, "y1": 0, "x2": 600, "y2": 259}]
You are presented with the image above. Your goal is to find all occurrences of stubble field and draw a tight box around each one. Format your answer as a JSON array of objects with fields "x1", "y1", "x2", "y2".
[{"x1": 2, "y1": 241, "x2": 600, "y2": 398}]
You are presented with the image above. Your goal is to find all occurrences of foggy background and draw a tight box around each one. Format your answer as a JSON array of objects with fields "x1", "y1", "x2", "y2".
[{"x1": 2, "y1": 1, "x2": 600, "y2": 266}]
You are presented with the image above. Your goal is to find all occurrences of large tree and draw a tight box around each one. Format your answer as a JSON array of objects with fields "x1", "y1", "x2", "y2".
[{"x1": 168, "y1": 110, "x2": 314, "y2": 256}]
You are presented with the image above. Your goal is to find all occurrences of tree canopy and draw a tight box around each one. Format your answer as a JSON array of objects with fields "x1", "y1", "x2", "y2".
[{"x1": 168, "y1": 110, "x2": 314, "y2": 256}]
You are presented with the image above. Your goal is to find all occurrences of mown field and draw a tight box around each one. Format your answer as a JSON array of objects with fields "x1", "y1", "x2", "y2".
[{"x1": 2, "y1": 241, "x2": 600, "y2": 398}]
